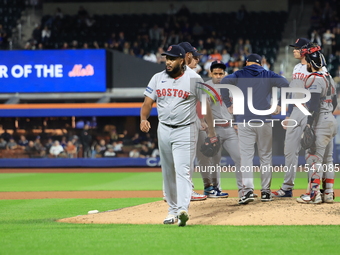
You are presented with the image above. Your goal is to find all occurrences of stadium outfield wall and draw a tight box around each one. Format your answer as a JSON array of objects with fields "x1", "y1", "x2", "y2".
[
  {"x1": 0, "y1": 103, "x2": 157, "y2": 117},
  {"x1": 1, "y1": 155, "x2": 339, "y2": 168},
  {"x1": 0, "y1": 49, "x2": 164, "y2": 102},
  {"x1": 0, "y1": 156, "x2": 308, "y2": 168}
]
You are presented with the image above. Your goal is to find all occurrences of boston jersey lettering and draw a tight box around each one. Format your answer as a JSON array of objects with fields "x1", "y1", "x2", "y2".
[{"x1": 156, "y1": 88, "x2": 190, "y2": 99}]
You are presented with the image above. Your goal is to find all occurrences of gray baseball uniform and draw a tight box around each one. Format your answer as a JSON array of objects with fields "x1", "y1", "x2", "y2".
[
  {"x1": 144, "y1": 67, "x2": 203, "y2": 216},
  {"x1": 281, "y1": 63, "x2": 309, "y2": 191},
  {"x1": 305, "y1": 71, "x2": 337, "y2": 194},
  {"x1": 186, "y1": 65, "x2": 206, "y2": 186},
  {"x1": 196, "y1": 79, "x2": 242, "y2": 196},
  {"x1": 238, "y1": 122, "x2": 273, "y2": 194}
]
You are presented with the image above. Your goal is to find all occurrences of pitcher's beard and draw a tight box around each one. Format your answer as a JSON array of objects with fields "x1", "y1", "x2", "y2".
[{"x1": 166, "y1": 65, "x2": 181, "y2": 78}]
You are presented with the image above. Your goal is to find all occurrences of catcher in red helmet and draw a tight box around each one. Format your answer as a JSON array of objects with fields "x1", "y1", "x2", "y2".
[{"x1": 297, "y1": 44, "x2": 338, "y2": 204}]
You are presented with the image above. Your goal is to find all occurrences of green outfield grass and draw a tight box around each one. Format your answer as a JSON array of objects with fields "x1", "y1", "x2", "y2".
[
  {"x1": 0, "y1": 198, "x2": 339, "y2": 255},
  {"x1": 1, "y1": 172, "x2": 339, "y2": 255},
  {"x1": 0, "y1": 172, "x2": 339, "y2": 192},
  {"x1": 0, "y1": 172, "x2": 163, "y2": 191}
]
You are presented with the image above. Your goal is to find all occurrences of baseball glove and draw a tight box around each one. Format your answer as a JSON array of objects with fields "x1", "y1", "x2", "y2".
[
  {"x1": 301, "y1": 125, "x2": 316, "y2": 150},
  {"x1": 200, "y1": 136, "x2": 221, "y2": 157}
]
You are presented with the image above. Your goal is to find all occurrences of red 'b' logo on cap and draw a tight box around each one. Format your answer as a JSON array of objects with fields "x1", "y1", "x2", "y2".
[
  {"x1": 167, "y1": 46, "x2": 172, "y2": 51},
  {"x1": 295, "y1": 39, "x2": 299, "y2": 43}
]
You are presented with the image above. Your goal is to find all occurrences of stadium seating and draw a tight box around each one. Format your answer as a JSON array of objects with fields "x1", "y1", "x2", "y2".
[
  {"x1": 0, "y1": 0, "x2": 26, "y2": 39},
  {"x1": 41, "y1": 10, "x2": 288, "y2": 63}
]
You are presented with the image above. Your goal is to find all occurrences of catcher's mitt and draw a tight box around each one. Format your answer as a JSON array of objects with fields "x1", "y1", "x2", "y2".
[
  {"x1": 200, "y1": 136, "x2": 221, "y2": 157},
  {"x1": 301, "y1": 125, "x2": 316, "y2": 150}
]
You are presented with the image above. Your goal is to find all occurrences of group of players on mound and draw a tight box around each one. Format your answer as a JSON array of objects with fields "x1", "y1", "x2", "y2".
[{"x1": 140, "y1": 38, "x2": 337, "y2": 226}]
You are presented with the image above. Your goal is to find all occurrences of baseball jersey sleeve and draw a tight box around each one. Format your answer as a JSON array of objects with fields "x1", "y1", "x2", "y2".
[
  {"x1": 221, "y1": 73, "x2": 237, "y2": 86},
  {"x1": 221, "y1": 88, "x2": 232, "y2": 107},
  {"x1": 305, "y1": 75, "x2": 322, "y2": 94},
  {"x1": 270, "y1": 72, "x2": 289, "y2": 88},
  {"x1": 305, "y1": 74, "x2": 323, "y2": 125},
  {"x1": 306, "y1": 92, "x2": 321, "y2": 125},
  {"x1": 269, "y1": 72, "x2": 289, "y2": 106},
  {"x1": 308, "y1": 92, "x2": 321, "y2": 112},
  {"x1": 220, "y1": 73, "x2": 237, "y2": 107},
  {"x1": 286, "y1": 104, "x2": 294, "y2": 117},
  {"x1": 332, "y1": 95, "x2": 338, "y2": 112},
  {"x1": 143, "y1": 74, "x2": 158, "y2": 101}
]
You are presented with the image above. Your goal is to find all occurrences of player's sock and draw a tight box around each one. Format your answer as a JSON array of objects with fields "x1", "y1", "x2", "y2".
[
  {"x1": 324, "y1": 178, "x2": 334, "y2": 193},
  {"x1": 310, "y1": 178, "x2": 320, "y2": 200}
]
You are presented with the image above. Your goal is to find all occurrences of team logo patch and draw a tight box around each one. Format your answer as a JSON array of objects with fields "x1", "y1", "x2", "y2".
[
  {"x1": 145, "y1": 86, "x2": 153, "y2": 93},
  {"x1": 167, "y1": 46, "x2": 172, "y2": 51},
  {"x1": 295, "y1": 39, "x2": 299, "y2": 43}
]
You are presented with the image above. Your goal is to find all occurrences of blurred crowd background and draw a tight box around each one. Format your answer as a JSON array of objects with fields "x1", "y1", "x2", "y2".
[{"x1": 1, "y1": 0, "x2": 340, "y2": 160}]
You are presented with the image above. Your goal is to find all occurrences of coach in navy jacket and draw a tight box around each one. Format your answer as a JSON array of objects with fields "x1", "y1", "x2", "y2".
[
  {"x1": 220, "y1": 54, "x2": 289, "y2": 123},
  {"x1": 219, "y1": 53, "x2": 289, "y2": 204}
]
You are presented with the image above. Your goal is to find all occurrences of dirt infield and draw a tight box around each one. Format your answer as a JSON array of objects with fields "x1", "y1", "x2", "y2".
[
  {"x1": 58, "y1": 198, "x2": 340, "y2": 226},
  {"x1": 2, "y1": 167, "x2": 340, "y2": 225}
]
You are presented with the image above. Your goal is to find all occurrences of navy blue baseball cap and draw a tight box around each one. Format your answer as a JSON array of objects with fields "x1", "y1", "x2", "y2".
[
  {"x1": 162, "y1": 45, "x2": 185, "y2": 58},
  {"x1": 210, "y1": 60, "x2": 226, "y2": 71},
  {"x1": 192, "y1": 47, "x2": 203, "y2": 57},
  {"x1": 193, "y1": 51, "x2": 202, "y2": 57},
  {"x1": 289, "y1": 38, "x2": 310, "y2": 48},
  {"x1": 246, "y1": 54, "x2": 262, "y2": 64},
  {"x1": 178, "y1": 42, "x2": 195, "y2": 53}
]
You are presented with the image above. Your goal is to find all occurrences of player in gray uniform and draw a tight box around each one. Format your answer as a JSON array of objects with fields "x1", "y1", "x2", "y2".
[
  {"x1": 162, "y1": 43, "x2": 208, "y2": 202},
  {"x1": 272, "y1": 38, "x2": 310, "y2": 197},
  {"x1": 272, "y1": 39, "x2": 330, "y2": 198},
  {"x1": 196, "y1": 60, "x2": 242, "y2": 198},
  {"x1": 140, "y1": 45, "x2": 217, "y2": 226},
  {"x1": 178, "y1": 41, "x2": 208, "y2": 201},
  {"x1": 296, "y1": 49, "x2": 337, "y2": 204}
]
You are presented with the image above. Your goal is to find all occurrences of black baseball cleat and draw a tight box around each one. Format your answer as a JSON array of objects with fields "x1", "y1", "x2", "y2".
[
  {"x1": 261, "y1": 191, "x2": 273, "y2": 202},
  {"x1": 238, "y1": 191, "x2": 255, "y2": 204}
]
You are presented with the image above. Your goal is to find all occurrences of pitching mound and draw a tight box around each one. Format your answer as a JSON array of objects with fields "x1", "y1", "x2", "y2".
[{"x1": 58, "y1": 198, "x2": 340, "y2": 225}]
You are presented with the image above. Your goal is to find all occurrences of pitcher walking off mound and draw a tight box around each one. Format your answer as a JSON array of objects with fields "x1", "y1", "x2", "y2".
[{"x1": 140, "y1": 45, "x2": 217, "y2": 226}]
